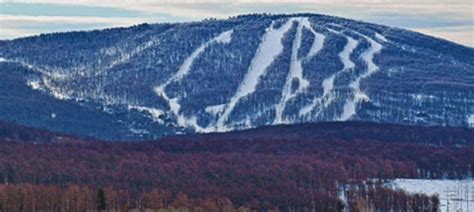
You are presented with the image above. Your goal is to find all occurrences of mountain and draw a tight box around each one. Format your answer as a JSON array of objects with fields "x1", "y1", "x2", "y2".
[{"x1": 0, "y1": 13, "x2": 473, "y2": 140}]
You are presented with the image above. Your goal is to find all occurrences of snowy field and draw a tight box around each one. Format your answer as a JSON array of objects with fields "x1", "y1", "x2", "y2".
[{"x1": 387, "y1": 179, "x2": 474, "y2": 212}]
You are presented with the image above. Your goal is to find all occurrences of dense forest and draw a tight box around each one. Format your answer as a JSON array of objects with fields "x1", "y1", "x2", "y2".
[{"x1": 0, "y1": 121, "x2": 472, "y2": 211}]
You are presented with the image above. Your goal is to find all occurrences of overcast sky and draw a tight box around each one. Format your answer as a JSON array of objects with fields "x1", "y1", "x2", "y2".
[{"x1": 0, "y1": 0, "x2": 472, "y2": 47}]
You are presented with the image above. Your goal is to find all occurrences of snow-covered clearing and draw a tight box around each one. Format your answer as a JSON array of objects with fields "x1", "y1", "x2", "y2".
[
  {"x1": 299, "y1": 28, "x2": 358, "y2": 117},
  {"x1": 339, "y1": 33, "x2": 383, "y2": 121},
  {"x1": 154, "y1": 29, "x2": 233, "y2": 130},
  {"x1": 216, "y1": 19, "x2": 293, "y2": 130},
  {"x1": 388, "y1": 179, "x2": 474, "y2": 212}
]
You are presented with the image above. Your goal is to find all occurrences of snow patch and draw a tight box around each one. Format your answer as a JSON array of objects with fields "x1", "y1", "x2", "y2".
[
  {"x1": 154, "y1": 29, "x2": 234, "y2": 131},
  {"x1": 300, "y1": 29, "x2": 358, "y2": 117},
  {"x1": 216, "y1": 19, "x2": 294, "y2": 130},
  {"x1": 27, "y1": 79, "x2": 43, "y2": 90},
  {"x1": 388, "y1": 179, "x2": 474, "y2": 212},
  {"x1": 42, "y1": 77, "x2": 71, "y2": 100},
  {"x1": 339, "y1": 32, "x2": 383, "y2": 121},
  {"x1": 214, "y1": 30, "x2": 233, "y2": 44},
  {"x1": 0, "y1": 57, "x2": 5, "y2": 62},
  {"x1": 375, "y1": 32, "x2": 388, "y2": 42},
  {"x1": 168, "y1": 98, "x2": 181, "y2": 116},
  {"x1": 205, "y1": 104, "x2": 226, "y2": 116},
  {"x1": 468, "y1": 114, "x2": 474, "y2": 127},
  {"x1": 128, "y1": 105, "x2": 164, "y2": 124},
  {"x1": 275, "y1": 18, "x2": 309, "y2": 124},
  {"x1": 129, "y1": 128, "x2": 150, "y2": 135}
]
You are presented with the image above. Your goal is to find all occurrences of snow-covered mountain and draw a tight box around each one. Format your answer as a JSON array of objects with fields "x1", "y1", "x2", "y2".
[{"x1": 0, "y1": 14, "x2": 473, "y2": 140}]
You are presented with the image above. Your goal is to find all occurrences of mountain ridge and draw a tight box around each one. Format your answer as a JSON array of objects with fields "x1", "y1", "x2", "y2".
[{"x1": 0, "y1": 13, "x2": 473, "y2": 140}]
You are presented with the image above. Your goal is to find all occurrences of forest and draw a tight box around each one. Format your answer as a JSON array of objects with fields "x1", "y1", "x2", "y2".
[{"x1": 0, "y1": 121, "x2": 472, "y2": 211}]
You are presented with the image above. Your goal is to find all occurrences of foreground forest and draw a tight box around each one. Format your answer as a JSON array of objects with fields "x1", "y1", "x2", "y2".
[{"x1": 0, "y1": 121, "x2": 473, "y2": 211}]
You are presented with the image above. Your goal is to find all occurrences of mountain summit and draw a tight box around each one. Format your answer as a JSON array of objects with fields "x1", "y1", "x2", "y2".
[{"x1": 0, "y1": 14, "x2": 473, "y2": 140}]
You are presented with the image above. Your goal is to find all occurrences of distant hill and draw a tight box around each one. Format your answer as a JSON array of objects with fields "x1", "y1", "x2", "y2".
[
  {"x1": 1, "y1": 120, "x2": 473, "y2": 147},
  {"x1": 1, "y1": 13, "x2": 473, "y2": 140}
]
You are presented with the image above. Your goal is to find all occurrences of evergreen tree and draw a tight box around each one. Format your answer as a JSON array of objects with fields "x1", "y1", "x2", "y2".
[{"x1": 96, "y1": 188, "x2": 107, "y2": 211}]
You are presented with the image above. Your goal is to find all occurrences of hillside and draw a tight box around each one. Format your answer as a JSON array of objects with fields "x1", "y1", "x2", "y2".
[{"x1": 0, "y1": 14, "x2": 473, "y2": 140}]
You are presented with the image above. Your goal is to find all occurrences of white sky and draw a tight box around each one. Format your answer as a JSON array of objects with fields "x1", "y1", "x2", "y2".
[{"x1": 0, "y1": 0, "x2": 473, "y2": 46}]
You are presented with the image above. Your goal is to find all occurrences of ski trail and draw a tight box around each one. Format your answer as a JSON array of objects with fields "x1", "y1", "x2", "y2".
[
  {"x1": 154, "y1": 29, "x2": 233, "y2": 129},
  {"x1": 299, "y1": 28, "x2": 358, "y2": 117},
  {"x1": 339, "y1": 32, "x2": 383, "y2": 121},
  {"x1": 274, "y1": 17, "x2": 326, "y2": 124},
  {"x1": 375, "y1": 32, "x2": 388, "y2": 43},
  {"x1": 305, "y1": 21, "x2": 326, "y2": 59},
  {"x1": 216, "y1": 19, "x2": 294, "y2": 131}
]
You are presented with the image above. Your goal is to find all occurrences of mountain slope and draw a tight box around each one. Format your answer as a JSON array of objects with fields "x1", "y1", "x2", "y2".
[{"x1": 0, "y1": 14, "x2": 473, "y2": 140}]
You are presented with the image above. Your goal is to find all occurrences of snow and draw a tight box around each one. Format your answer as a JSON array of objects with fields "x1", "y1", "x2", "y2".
[
  {"x1": 276, "y1": 17, "x2": 326, "y2": 123},
  {"x1": 51, "y1": 113, "x2": 56, "y2": 119},
  {"x1": 300, "y1": 29, "x2": 358, "y2": 117},
  {"x1": 304, "y1": 20, "x2": 326, "y2": 59},
  {"x1": 27, "y1": 79, "x2": 42, "y2": 90},
  {"x1": 338, "y1": 186, "x2": 348, "y2": 207},
  {"x1": 102, "y1": 39, "x2": 157, "y2": 75},
  {"x1": 275, "y1": 17, "x2": 312, "y2": 124},
  {"x1": 129, "y1": 128, "x2": 150, "y2": 135},
  {"x1": 375, "y1": 32, "x2": 388, "y2": 42},
  {"x1": 216, "y1": 19, "x2": 294, "y2": 130},
  {"x1": 339, "y1": 33, "x2": 382, "y2": 121},
  {"x1": 0, "y1": 57, "x2": 5, "y2": 62},
  {"x1": 276, "y1": 17, "x2": 326, "y2": 124},
  {"x1": 42, "y1": 77, "x2": 71, "y2": 100},
  {"x1": 168, "y1": 98, "x2": 181, "y2": 116},
  {"x1": 205, "y1": 104, "x2": 226, "y2": 116},
  {"x1": 388, "y1": 179, "x2": 474, "y2": 212},
  {"x1": 468, "y1": 114, "x2": 474, "y2": 127},
  {"x1": 339, "y1": 36, "x2": 358, "y2": 70},
  {"x1": 128, "y1": 105, "x2": 164, "y2": 124},
  {"x1": 214, "y1": 30, "x2": 233, "y2": 44},
  {"x1": 154, "y1": 29, "x2": 233, "y2": 130},
  {"x1": 158, "y1": 29, "x2": 233, "y2": 89}
]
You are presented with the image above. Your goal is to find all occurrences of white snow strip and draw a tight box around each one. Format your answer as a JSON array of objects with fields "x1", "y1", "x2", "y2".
[
  {"x1": 205, "y1": 104, "x2": 226, "y2": 116},
  {"x1": 275, "y1": 18, "x2": 307, "y2": 124},
  {"x1": 375, "y1": 32, "x2": 388, "y2": 42},
  {"x1": 299, "y1": 29, "x2": 358, "y2": 117},
  {"x1": 26, "y1": 79, "x2": 42, "y2": 90},
  {"x1": 274, "y1": 17, "x2": 326, "y2": 124},
  {"x1": 0, "y1": 57, "x2": 5, "y2": 62},
  {"x1": 154, "y1": 29, "x2": 233, "y2": 130},
  {"x1": 339, "y1": 32, "x2": 383, "y2": 121},
  {"x1": 155, "y1": 29, "x2": 233, "y2": 93},
  {"x1": 42, "y1": 77, "x2": 71, "y2": 100},
  {"x1": 388, "y1": 179, "x2": 474, "y2": 212},
  {"x1": 305, "y1": 22, "x2": 326, "y2": 59},
  {"x1": 216, "y1": 19, "x2": 294, "y2": 131}
]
